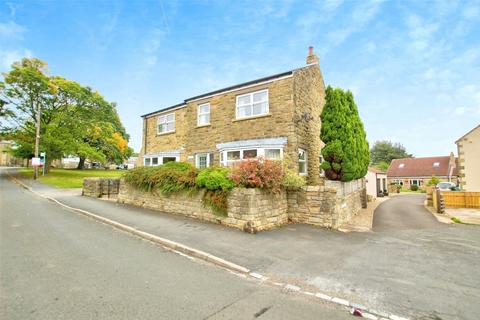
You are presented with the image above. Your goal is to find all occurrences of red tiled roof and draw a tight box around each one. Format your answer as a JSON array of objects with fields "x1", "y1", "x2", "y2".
[{"x1": 387, "y1": 156, "x2": 459, "y2": 178}]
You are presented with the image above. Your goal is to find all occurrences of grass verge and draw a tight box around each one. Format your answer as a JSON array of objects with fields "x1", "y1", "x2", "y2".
[{"x1": 18, "y1": 168, "x2": 124, "y2": 188}]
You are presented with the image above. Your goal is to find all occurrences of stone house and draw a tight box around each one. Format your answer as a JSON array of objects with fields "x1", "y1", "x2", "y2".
[
  {"x1": 386, "y1": 154, "x2": 458, "y2": 190},
  {"x1": 139, "y1": 48, "x2": 326, "y2": 185},
  {"x1": 456, "y1": 124, "x2": 480, "y2": 191}
]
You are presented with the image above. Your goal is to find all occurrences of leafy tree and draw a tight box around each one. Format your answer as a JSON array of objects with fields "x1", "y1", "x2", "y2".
[
  {"x1": 427, "y1": 175, "x2": 440, "y2": 186},
  {"x1": 0, "y1": 58, "x2": 131, "y2": 171},
  {"x1": 373, "y1": 161, "x2": 389, "y2": 171},
  {"x1": 320, "y1": 86, "x2": 370, "y2": 181},
  {"x1": 370, "y1": 140, "x2": 412, "y2": 165}
]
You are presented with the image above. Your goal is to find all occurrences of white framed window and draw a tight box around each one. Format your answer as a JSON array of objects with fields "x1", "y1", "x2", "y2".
[
  {"x1": 411, "y1": 179, "x2": 419, "y2": 186},
  {"x1": 143, "y1": 155, "x2": 179, "y2": 166},
  {"x1": 157, "y1": 113, "x2": 175, "y2": 134},
  {"x1": 197, "y1": 103, "x2": 210, "y2": 126},
  {"x1": 195, "y1": 153, "x2": 211, "y2": 169},
  {"x1": 398, "y1": 163, "x2": 405, "y2": 168},
  {"x1": 298, "y1": 148, "x2": 307, "y2": 175},
  {"x1": 236, "y1": 89, "x2": 268, "y2": 119},
  {"x1": 393, "y1": 179, "x2": 404, "y2": 186},
  {"x1": 219, "y1": 147, "x2": 283, "y2": 166}
]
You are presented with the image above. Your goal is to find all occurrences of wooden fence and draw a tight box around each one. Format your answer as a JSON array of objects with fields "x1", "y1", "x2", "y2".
[{"x1": 440, "y1": 192, "x2": 480, "y2": 208}]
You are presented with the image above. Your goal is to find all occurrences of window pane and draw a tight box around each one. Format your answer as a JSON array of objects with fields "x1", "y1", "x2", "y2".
[
  {"x1": 166, "y1": 122, "x2": 175, "y2": 131},
  {"x1": 265, "y1": 149, "x2": 280, "y2": 160},
  {"x1": 197, "y1": 154, "x2": 208, "y2": 169},
  {"x1": 253, "y1": 91, "x2": 267, "y2": 102},
  {"x1": 243, "y1": 149, "x2": 257, "y2": 159},
  {"x1": 237, "y1": 95, "x2": 250, "y2": 105},
  {"x1": 163, "y1": 157, "x2": 176, "y2": 163},
  {"x1": 237, "y1": 105, "x2": 251, "y2": 117},
  {"x1": 159, "y1": 123, "x2": 167, "y2": 132},
  {"x1": 299, "y1": 162, "x2": 306, "y2": 174},
  {"x1": 199, "y1": 104, "x2": 209, "y2": 113},
  {"x1": 252, "y1": 102, "x2": 267, "y2": 115},
  {"x1": 159, "y1": 115, "x2": 166, "y2": 123},
  {"x1": 227, "y1": 151, "x2": 240, "y2": 160},
  {"x1": 145, "y1": 158, "x2": 151, "y2": 166},
  {"x1": 152, "y1": 157, "x2": 158, "y2": 165},
  {"x1": 167, "y1": 114, "x2": 174, "y2": 122},
  {"x1": 298, "y1": 149, "x2": 306, "y2": 160},
  {"x1": 199, "y1": 114, "x2": 209, "y2": 125}
]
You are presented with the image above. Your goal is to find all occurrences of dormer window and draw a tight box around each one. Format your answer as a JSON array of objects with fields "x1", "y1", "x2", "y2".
[
  {"x1": 399, "y1": 163, "x2": 405, "y2": 168},
  {"x1": 433, "y1": 162, "x2": 440, "y2": 167}
]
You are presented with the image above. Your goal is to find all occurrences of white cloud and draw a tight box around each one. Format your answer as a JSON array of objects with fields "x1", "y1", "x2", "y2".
[{"x1": 0, "y1": 21, "x2": 25, "y2": 38}]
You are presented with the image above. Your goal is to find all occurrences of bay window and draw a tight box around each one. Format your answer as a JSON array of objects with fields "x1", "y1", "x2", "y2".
[{"x1": 220, "y1": 147, "x2": 282, "y2": 166}]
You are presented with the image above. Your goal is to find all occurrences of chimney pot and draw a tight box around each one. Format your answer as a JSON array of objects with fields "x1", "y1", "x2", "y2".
[{"x1": 306, "y1": 46, "x2": 319, "y2": 65}]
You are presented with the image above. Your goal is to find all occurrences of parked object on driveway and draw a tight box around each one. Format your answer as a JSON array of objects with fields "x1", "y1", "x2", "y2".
[{"x1": 437, "y1": 182, "x2": 456, "y2": 191}]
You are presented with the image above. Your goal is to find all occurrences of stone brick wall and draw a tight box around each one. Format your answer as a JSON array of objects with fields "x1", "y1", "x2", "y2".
[
  {"x1": 117, "y1": 180, "x2": 288, "y2": 233},
  {"x1": 287, "y1": 179, "x2": 366, "y2": 228},
  {"x1": 82, "y1": 177, "x2": 364, "y2": 232},
  {"x1": 82, "y1": 178, "x2": 120, "y2": 198}
]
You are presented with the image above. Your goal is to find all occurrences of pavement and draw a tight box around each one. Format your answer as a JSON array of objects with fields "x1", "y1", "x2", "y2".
[
  {"x1": 445, "y1": 208, "x2": 480, "y2": 225},
  {"x1": 3, "y1": 168, "x2": 480, "y2": 320},
  {"x1": 0, "y1": 170, "x2": 352, "y2": 320}
]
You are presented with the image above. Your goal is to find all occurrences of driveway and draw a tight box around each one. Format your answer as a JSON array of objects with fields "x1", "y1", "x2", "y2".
[{"x1": 373, "y1": 194, "x2": 443, "y2": 232}]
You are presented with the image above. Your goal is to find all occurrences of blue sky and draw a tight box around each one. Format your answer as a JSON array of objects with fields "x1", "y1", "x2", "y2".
[{"x1": 1, "y1": 0, "x2": 479, "y2": 156}]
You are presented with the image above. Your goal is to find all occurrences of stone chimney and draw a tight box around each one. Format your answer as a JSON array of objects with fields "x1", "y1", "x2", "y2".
[{"x1": 306, "y1": 46, "x2": 319, "y2": 65}]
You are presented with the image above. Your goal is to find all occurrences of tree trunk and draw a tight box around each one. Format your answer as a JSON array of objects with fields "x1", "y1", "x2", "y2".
[{"x1": 77, "y1": 157, "x2": 86, "y2": 170}]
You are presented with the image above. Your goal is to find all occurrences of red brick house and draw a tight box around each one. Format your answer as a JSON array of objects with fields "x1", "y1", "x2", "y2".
[{"x1": 386, "y1": 153, "x2": 459, "y2": 189}]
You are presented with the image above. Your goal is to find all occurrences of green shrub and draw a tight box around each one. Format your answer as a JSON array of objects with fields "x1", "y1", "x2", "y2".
[
  {"x1": 196, "y1": 167, "x2": 236, "y2": 216},
  {"x1": 427, "y1": 175, "x2": 440, "y2": 186},
  {"x1": 410, "y1": 184, "x2": 419, "y2": 191},
  {"x1": 123, "y1": 162, "x2": 198, "y2": 194},
  {"x1": 196, "y1": 166, "x2": 236, "y2": 191},
  {"x1": 320, "y1": 86, "x2": 370, "y2": 182},
  {"x1": 281, "y1": 168, "x2": 306, "y2": 190}
]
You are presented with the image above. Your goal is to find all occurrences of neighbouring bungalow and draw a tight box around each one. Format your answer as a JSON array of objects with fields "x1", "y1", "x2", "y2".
[
  {"x1": 456, "y1": 124, "x2": 480, "y2": 191},
  {"x1": 366, "y1": 166, "x2": 387, "y2": 198},
  {"x1": 139, "y1": 48, "x2": 326, "y2": 185},
  {"x1": 386, "y1": 154, "x2": 458, "y2": 190}
]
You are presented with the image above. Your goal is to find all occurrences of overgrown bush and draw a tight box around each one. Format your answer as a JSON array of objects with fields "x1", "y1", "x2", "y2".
[
  {"x1": 427, "y1": 175, "x2": 440, "y2": 186},
  {"x1": 281, "y1": 167, "x2": 306, "y2": 190},
  {"x1": 229, "y1": 158, "x2": 283, "y2": 193},
  {"x1": 196, "y1": 166, "x2": 236, "y2": 216},
  {"x1": 196, "y1": 166, "x2": 236, "y2": 191},
  {"x1": 410, "y1": 184, "x2": 419, "y2": 191},
  {"x1": 124, "y1": 162, "x2": 198, "y2": 194}
]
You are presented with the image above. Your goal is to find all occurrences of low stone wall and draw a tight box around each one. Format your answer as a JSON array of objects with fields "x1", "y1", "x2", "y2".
[
  {"x1": 117, "y1": 181, "x2": 288, "y2": 233},
  {"x1": 82, "y1": 177, "x2": 120, "y2": 198},
  {"x1": 288, "y1": 179, "x2": 366, "y2": 228},
  {"x1": 82, "y1": 177, "x2": 365, "y2": 232}
]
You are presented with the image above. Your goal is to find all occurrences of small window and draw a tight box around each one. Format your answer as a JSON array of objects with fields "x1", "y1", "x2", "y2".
[
  {"x1": 399, "y1": 163, "x2": 405, "y2": 168},
  {"x1": 163, "y1": 157, "x2": 176, "y2": 164},
  {"x1": 144, "y1": 158, "x2": 151, "y2": 166},
  {"x1": 196, "y1": 153, "x2": 210, "y2": 169},
  {"x1": 236, "y1": 90, "x2": 268, "y2": 119},
  {"x1": 243, "y1": 149, "x2": 257, "y2": 159},
  {"x1": 197, "y1": 103, "x2": 210, "y2": 126},
  {"x1": 298, "y1": 148, "x2": 307, "y2": 175},
  {"x1": 157, "y1": 113, "x2": 175, "y2": 134},
  {"x1": 265, "y1": 149, "x2": 281, "y2": 160},
  {"x1": 152, "y1": 157, "x2": 159, "y2": 166},
  {"x1": 433, "y1": 162, "x2": 440, "y2": 167}
]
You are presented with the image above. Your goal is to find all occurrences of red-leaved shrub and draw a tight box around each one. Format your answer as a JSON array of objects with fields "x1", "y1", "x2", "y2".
[{"x1": 229, "y1": 158, "x2": 283, "y2": 193}]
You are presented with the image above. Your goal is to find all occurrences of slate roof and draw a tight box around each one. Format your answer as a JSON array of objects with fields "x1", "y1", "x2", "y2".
[{"x1": 387, "y1": 156, "x2": 459, "y2": 178}]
